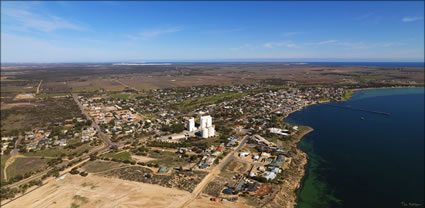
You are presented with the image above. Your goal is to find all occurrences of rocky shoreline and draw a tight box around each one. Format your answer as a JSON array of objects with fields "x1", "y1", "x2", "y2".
[{"x1": 264, "y1": 126, "x2": 313, "y2": 208}]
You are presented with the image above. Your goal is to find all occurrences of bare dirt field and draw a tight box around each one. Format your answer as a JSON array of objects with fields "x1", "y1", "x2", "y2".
[
  {"x1": 1, "y1": 102, "x2": 37, "y2": 110},
  {"x1": 131, "y1": 155, "x2": 156, "y2": 163},
  {"x1": 4, "y1": 174, "x2": 193, "y2": 208},
  {"x1": 14, "y1": 93, "x2": 35, "y2": 100}
]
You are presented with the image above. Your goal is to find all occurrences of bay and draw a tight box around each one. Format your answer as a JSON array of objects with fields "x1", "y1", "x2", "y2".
[{"x1": 285, "y1": 88, "x2": 425, "y2": 208}]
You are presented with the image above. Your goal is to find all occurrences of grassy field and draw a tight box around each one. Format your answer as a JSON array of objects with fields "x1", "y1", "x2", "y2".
[
  {"x1": 83, "y1": 160, "x2": 124, "y2": 173},
  {"x1": 147, "y1": 150, "x2": 187, "y2": 167},
  {"x1": 23, "y1": 148, "x2": 64, "y2": 157},
  {"x1": 110, "y1": 93, "x2": 131, "y2": 100},
  {"x1": 0, "y1": 154, "x2": 11, "y2": 182},
  {"x1": 6, "y1": 157, "x2": 47, "y2": 179},
  {"x1": 103, "y1": 151, "x2": 132, "y2": 161},
  {"x1": 23, "y1": 142, "x2": 92, "y2": 158},
  {"x1": 175, "y1": 92, "x2": 247, "y2": 112}
]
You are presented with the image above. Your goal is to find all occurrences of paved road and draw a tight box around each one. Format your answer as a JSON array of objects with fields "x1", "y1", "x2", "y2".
[
  {"x1": 178, "y1": 135, "x2": 249, "y2": 208},
  {"x1": 217, "y1": 136, "x2": 248, "y2": 170},
  {"x1": 72, "y1": 93, "x2": 114, "y2": 147}
]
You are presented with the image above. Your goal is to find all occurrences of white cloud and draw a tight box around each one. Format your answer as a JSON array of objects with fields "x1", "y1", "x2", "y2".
[
  {"x1": 264, "y1": 41, "x2": 298, "y2": 48},
  {"x1": 305, "y1": 40, "x2": 404, "y2": 50},
  {"x1": 402, "y1": 16, "x2": 423, "y2": 22},
  {"x1": 316, "y1": 40, "x2": 338, "y2": 45},
  {"x1": 282, "y1": 32, "x2": 303, "y2": 37},
  {"x1": 139, "y1": 27, "x2": 183, "y2": 39},
  {"x1": 2, "y1": 7, "x2": 88, "y2": 32},
  {"x1": 1, "y1": 33, "x2": 132, "y2": 62}
]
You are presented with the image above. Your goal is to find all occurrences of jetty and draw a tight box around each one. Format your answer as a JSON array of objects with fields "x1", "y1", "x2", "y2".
[{"x1": 324, "y1": 104, "x2": 390, "y2": 116}]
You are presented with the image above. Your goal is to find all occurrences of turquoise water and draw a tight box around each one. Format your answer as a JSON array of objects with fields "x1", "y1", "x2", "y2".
[{"x1": 286, "y1": 88, "x2": 424, "y2": 208}]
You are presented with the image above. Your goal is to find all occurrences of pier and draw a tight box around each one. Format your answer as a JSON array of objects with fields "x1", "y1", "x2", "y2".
[{"x1": 324, "y1": 104, "x2": 390, "y2": 116}]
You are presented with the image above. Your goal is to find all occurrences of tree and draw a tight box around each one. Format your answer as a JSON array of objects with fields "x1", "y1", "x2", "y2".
[{"x1": 70, "y1": 168, "x2": 80, "y2": 175}]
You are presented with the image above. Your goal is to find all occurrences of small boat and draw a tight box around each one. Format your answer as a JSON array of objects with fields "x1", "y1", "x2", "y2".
[{"x1": 360, "y1": 117, "x2": 365, "y2": 120}]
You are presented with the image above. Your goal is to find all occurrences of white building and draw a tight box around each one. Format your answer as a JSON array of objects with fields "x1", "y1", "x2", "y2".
[
  {"x1": 202, "y1": 128, "x2": 209, "y2": 138},
  {"x1": 186, "y1": 117, "x2": 195, "y2": 132},
  {"x1": 200, "y1": 115, "x2": 212, "y2": 129},
  {"x1": 239, "y1": 152, "x2": 250, "y2": 157},
  {"x1": 264, "y1": 171, "x2": 276, "y2": 180},
  {"x1": 208, "y1": 126, "x2": 215, "y2": 137},
  {"x1": 268, "y1": 128, "x2": 289, "y2": 136}
]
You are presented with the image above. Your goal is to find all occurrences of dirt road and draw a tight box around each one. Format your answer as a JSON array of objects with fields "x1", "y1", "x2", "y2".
[{"x1": 36, "y1": 80, "x2": 43, "y2": 94}]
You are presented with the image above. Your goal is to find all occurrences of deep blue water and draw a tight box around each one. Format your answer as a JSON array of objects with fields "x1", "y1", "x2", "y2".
[
  {"x1": 141, "y1": 62, "x2": 424, "y2": 67},
  {"x1": 306, "y1": 62, "x2": 425, "y2": 67},
  {"x1": 286, "y1": 88, "x2": 424, "y2": 208}
]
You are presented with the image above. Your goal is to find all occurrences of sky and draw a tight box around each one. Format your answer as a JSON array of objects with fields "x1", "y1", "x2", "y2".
[{"x1": 1, "y1": 1, "x2": 424, "y2": 63}]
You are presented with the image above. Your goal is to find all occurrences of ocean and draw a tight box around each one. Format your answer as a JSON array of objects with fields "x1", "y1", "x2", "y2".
[
  {"x1": 138, "y1": 62, "x2": 425, "y2": 67},
  {"x1": 285, "y1": 88, "x2": 424, "y2": 208}
]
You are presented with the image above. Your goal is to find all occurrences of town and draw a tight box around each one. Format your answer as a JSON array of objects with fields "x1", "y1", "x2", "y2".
[{"x1": 1, "y1": 83, "x2": 351, "y2": 207}]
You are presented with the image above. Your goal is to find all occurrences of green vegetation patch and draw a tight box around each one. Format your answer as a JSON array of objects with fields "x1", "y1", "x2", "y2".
[
  {"x1": 83, "y1": 160, "x2": 123, "y2": 173},
  {"x1": 147, "y1": 150, "x2": 187, "y2": 167},
  {"x1": 81, "y1": 182, "x2": 98, "y2": 189},
  {"x1": 103, "y1": 151, "x2": 131, "y2": 161},
  {"x1": 6, "y1": 157, "x2": 47, "y2": 180},
  {"x1": 343, "y1": 89, "x2": 354, "y2": 100},
  {"x1": 174, "y1": 92, "x2": 247, "y2": 111},
  {"x1": 71, "y1": 87, "x2": 101, "y2": 93},
  {"x1": 0, "y1": 155, "x2": 11, "y2": 182},
  {"x1": 110, "y1": 93, "x2": 130, "y2": 100},
  {"x1": 72, "y1": 194, "x2": 89, "y2": 207}
]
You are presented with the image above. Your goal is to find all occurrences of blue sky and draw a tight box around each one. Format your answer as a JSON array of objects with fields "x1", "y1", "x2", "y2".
[{"x1": 1, "y1": 1, "x2": 424, "y2": 63}]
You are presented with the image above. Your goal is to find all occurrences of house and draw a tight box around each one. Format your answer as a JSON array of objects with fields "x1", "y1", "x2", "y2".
[
  {"x1": 222, "y1": 188, "x2": 234, "y2": 195},
  {"x1": 277, "y1": 155, "x2": 285, "y2": 162},
  {"x1": 239, "y1": 152, "x2": 250, "y2": 157},
  {"x1": 198, "y1": 163, "x2": 208, "y2": 169},
  {"x1": 268, "y1": 160, "x2": 282, "y2": 168},
  {"x1": 235, "y1": 180, "x2": 245, "y2": 192},
  {"x1": 245, "y1": 182, "x2": 260, "y2": 192},
  {"x1": 158, "y1": 166, "x2": 168, "y2": 173},
  {"x1": 205, "y1": 157, "x2": 216, "y2": 165},
  {"x1": 264, "y1": 171, "x2": 276, "y2": 180}
]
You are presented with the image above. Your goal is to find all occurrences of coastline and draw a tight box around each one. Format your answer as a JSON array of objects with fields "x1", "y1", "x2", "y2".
[
  {"x1": 282, "y1": 86, "x2": 424, "y2": 207},
  {"x1": 264, "y1": 125, "x2": 313, "y2": 208},
  {"x1": 273, "y1": 88, "x2": 355, "y2": 208},
  {"x1": 352, "y1": 85, "x2": 424, "y2": 92},
  {"x1": 260, "y1": 86, "x2": 422, "y2": 207}
]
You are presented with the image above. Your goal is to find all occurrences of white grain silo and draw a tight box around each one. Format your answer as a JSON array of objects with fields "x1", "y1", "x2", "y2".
[
  {"x1": 186, "y1": 117, "x2": 195, "y2": 132},
  {"x1": 202, "y1": 128, "x2": 209, "y2": 138},
  {"x1": 208, "y1": 126, "x2": 215, "y2": 137}
]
